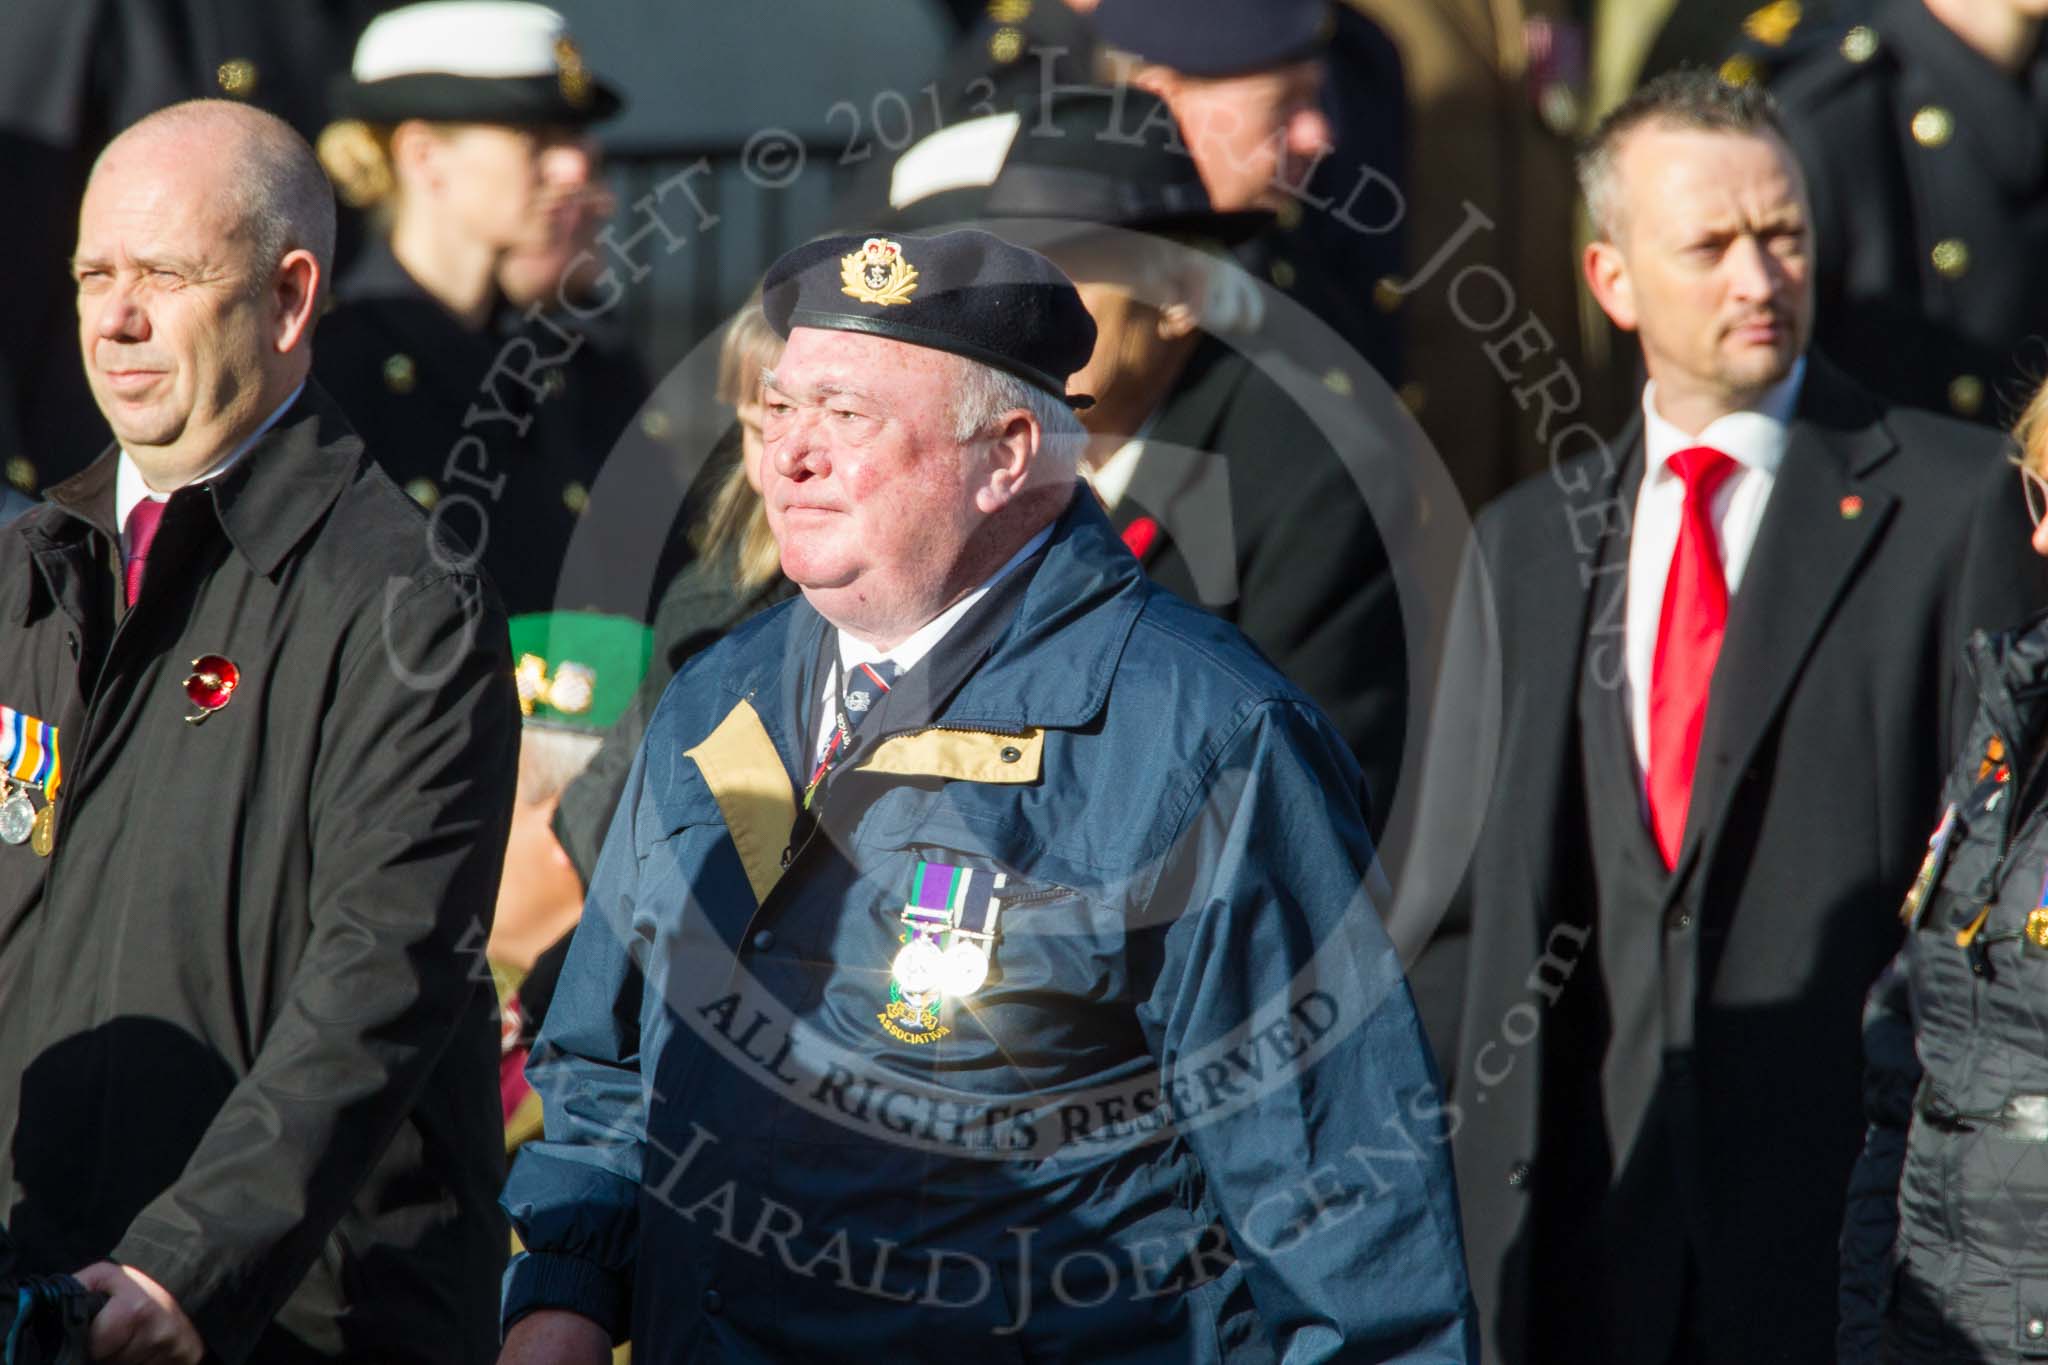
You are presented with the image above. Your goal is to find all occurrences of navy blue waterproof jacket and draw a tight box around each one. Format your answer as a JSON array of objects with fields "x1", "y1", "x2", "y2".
[{"x1": 500, "y1": 492, "x2": 1476, "y2": 1361}]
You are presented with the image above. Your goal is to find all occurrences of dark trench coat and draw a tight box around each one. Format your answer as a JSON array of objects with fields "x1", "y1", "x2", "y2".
[{"x1": 0, "y1": 383, "x2": 518, "y2": 1363}]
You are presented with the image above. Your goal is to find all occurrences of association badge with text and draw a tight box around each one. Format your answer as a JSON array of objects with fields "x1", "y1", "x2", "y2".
[{"x1": 883, "y1": 859, "x2": 1006, "y2": 1044}]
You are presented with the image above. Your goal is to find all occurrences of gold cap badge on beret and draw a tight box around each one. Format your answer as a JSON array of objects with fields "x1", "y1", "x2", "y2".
[
  {"x1": 555, "y1": 35, "x2": 591, "y2": 108},
  {"x1": 841, "y1": 238, "x2": 920, "y2": 307}
]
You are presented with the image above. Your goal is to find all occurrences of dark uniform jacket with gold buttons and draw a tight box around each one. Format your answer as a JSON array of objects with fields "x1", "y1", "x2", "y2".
[
  {"x1": 501, "y1": 490, "x2": 1477, "y2": 1361},
  {"x1": 0, "y1": 0, "x2": 394, "y2": 496},
  {"x1": 1774, "y1": 0, "x2": 2048, "y2": 426},
  {"x1": 0, "y1": 383, "x2": 518, "y2": 1363},
  {"x1": 1842, "y1": 612, "x2": 2048, "y2": 1363},
  {"x1": 314, "y1": 237, "x2": 657, "y2": 617}
]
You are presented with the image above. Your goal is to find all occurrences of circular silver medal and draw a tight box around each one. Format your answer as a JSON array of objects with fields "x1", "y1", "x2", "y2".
[
  {"x1": 938, "y1": 940, "x2": 991, "y2": 998},
  {"x1": 0, "y1": 790, "x2": 34, "y2": 846},
  {"x1": 892, "y1": 938, "x2": 947, "y2": 1006}
]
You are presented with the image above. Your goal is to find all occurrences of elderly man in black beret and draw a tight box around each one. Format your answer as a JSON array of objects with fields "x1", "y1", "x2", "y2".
[{"x1": 496, "y1": 228, "x2": 1476, "y2": 1362}]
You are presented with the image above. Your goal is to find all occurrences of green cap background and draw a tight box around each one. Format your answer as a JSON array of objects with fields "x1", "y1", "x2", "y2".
[{"x1": 509, "y1": 611, "x2": 654, "y2": 732}]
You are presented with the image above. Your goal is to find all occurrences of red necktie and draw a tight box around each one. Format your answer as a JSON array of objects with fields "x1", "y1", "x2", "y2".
[
  {"x1": 124, "y1": 498, "x2": 166, "y2": 606},
  {"x1": 1647, "y1": 446, "x2": 1737, "y2": 869}
]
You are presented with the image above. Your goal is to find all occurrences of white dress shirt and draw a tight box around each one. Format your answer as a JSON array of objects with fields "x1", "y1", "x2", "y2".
[
  {"x1": 811, "y1": 523, "x2": 1055, "y2": 764},
  {"x1": 1079, "y1": 413, "x2": 1158, "y2": 511},
  {"x1": 115, "y1": 381, "x2": 306, "y2": 557},
  {"x1": 1622, "y1": 359, "x2": 1805, "y2": 783}
]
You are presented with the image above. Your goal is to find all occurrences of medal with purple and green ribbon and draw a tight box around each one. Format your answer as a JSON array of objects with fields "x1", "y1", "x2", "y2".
[{"x1": 880, "y1": 859, "x2": 1005, "y2": 1044}]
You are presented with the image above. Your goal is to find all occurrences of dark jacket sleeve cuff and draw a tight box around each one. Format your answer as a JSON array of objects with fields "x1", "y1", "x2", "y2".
[
  {"x1": 503, "y1": 1250, "x2": 629, "y2": 1343},
  {"x1": 111, "y1": 1224, "x2": 248, "y2": 1364}
]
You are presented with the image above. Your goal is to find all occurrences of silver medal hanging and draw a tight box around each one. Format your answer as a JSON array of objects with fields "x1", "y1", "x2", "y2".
[{"x1": 0, "y1": 782, "x2": 34, "y2": 846}]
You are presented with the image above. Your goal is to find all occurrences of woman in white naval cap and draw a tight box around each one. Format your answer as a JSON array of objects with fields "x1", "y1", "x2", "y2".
[{"x1": 312, "y1": 2, "x2": 655, "y2": 617}]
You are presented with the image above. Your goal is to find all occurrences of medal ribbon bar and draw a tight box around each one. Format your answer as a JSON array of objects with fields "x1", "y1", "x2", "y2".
[{"x1": 0, "y1": 706, "x2": 59, "y2": 791}]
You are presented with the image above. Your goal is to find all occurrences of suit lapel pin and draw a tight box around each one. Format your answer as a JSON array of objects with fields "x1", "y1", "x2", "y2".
[
  {"x1": 1839, "y1": 495, "x2": 1864, "y2": 520},
  {"x1": 183, "y1": 655, "x2": 240, "y2": 725}
]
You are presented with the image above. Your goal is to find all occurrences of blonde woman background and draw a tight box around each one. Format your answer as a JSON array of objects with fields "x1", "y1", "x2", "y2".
[{"x1": 311, "y1": 0, "x2": 656, "y2": 616}]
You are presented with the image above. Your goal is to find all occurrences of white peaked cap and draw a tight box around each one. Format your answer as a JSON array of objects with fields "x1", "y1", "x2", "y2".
[{"x1": 353, "y1": 1, "x2": 574, "y2": 82}]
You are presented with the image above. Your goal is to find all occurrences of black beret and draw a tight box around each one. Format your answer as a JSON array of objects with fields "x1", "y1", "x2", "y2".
[
  {"x1": 761, "y1": 229, "x2": 1098, "y2": 408},
  {"x1": 1091, "y1": 0, "x2": 1335, "y2": 77}
]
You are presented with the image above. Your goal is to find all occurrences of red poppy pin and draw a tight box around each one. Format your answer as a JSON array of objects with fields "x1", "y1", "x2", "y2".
[
  {"x1": 183, "y1": 656, "x2": 240, "y2": 725},
  {"x1": 1840, "y1": 495, "x2": 1864, "y2": 519},
  {"x1": 1121, "y1": 515, "x2": 1161, "y2": 560}
]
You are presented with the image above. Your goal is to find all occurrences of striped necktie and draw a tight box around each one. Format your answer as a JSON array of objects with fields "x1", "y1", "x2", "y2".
[{"x1": 805, "y1": 660, "x2": 897, "y2": 807}]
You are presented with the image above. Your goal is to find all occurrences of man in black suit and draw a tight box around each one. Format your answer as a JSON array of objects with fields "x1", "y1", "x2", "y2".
[{"x1": 1438, "y1": 69, "x2": 2048, "y2": 1365}]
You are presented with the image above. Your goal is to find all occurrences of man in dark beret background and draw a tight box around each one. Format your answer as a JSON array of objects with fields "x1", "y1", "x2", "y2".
[
  {"x1": 1090, "y1": 0, "x2": 1408, "y2": 389},
  {"x1": 496, "y1": 227, "x2": 1475, "y2": 1362}
]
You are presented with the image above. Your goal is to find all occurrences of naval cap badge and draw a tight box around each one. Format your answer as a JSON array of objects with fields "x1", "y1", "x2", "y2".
[{"x1": 840, "y1": 237, "x2": 919, "y2": 307}]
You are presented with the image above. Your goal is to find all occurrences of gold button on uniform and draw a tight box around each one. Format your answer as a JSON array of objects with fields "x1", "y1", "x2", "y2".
[
  {"x1": 1744, "y1": 0, "x2": 1803, "y2": 48},
  {"x1": 988, "y1": 0, "x2": 1030, "y2": 21},
  {"x1": 1718, "y1": 55, "x2": 1759, "y2": 89},
  {"x1": 383, "y1": 353, "x2": 417, "y2": 394},
  {"x1": 1398, "y1": 381, "x2": 1427, "y2": 415},
  {"x1": 1911, "y1": 106, "x2": 1953, "y2": 148},
  {"x1": 1932, "y1": 238, "x2": 1971, "y2": 279},
  {"x1": 1373, "y1": 275, "x2": 1405, "y2": 313},
  {"x1": 404, "y1": 478, "x2": 440, "y2": 509},
  {"x1": 1269, "y1": 258, "x2": 1297, "y2": 289},
  {"x1": 1323, "y1": 369, "x2": 1353, "y2": 396},
  {"x1": 563, "y1": 481, "x2": 590, "y2": 514},
  {"x1": 1275, "y1": 199, "x2": 1303, "y2": 231},
  {"x1": 1948, "y1": 374, "x2": 1985, "y2": 416},
  {"x1": 217, "y1": 59, "x2": 257, "y2": 98},
  {"x1": 640, "y1": 409, "x2": 672, "y2": 440},
  {"x1": 989, "y1": 26, "x2": 1023, "y2": 62},
  {"x1": 1841, "y1": 25, "x2": 1878, "y2": 62},
  {"x1": 5, "y1": 457, "x2": 34, "y2": 492}
]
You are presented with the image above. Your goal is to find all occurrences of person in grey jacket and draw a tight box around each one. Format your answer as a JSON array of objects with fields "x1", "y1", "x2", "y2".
[{"x1": 1842, "y1": 375, "x2": 2048, "y2": 1361}]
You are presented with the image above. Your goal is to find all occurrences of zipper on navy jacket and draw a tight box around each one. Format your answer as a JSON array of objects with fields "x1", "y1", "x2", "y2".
[{"x1": 905, "y1": 722, "x2": 1033, "y2": 737}]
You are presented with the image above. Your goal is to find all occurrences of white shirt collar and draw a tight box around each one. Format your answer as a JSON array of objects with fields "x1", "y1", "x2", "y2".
[
  {"x1": 115, "y1": 381, "x2": 306, "y2": 539},
  {"x1": 1081, "y1": 412, "x2": 1158, "y2": 511},
  {"x1": 836, "y1": 522, "x2": 1055, "y2": 677},
  {"x1": 1641, "y1": 356, "x2": 1804, "y2": 482}
]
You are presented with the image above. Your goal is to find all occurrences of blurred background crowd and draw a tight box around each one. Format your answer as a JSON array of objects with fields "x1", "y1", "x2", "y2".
[{"x1": 8, "y1": 0, "x2": 2028, "y2": 524}]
